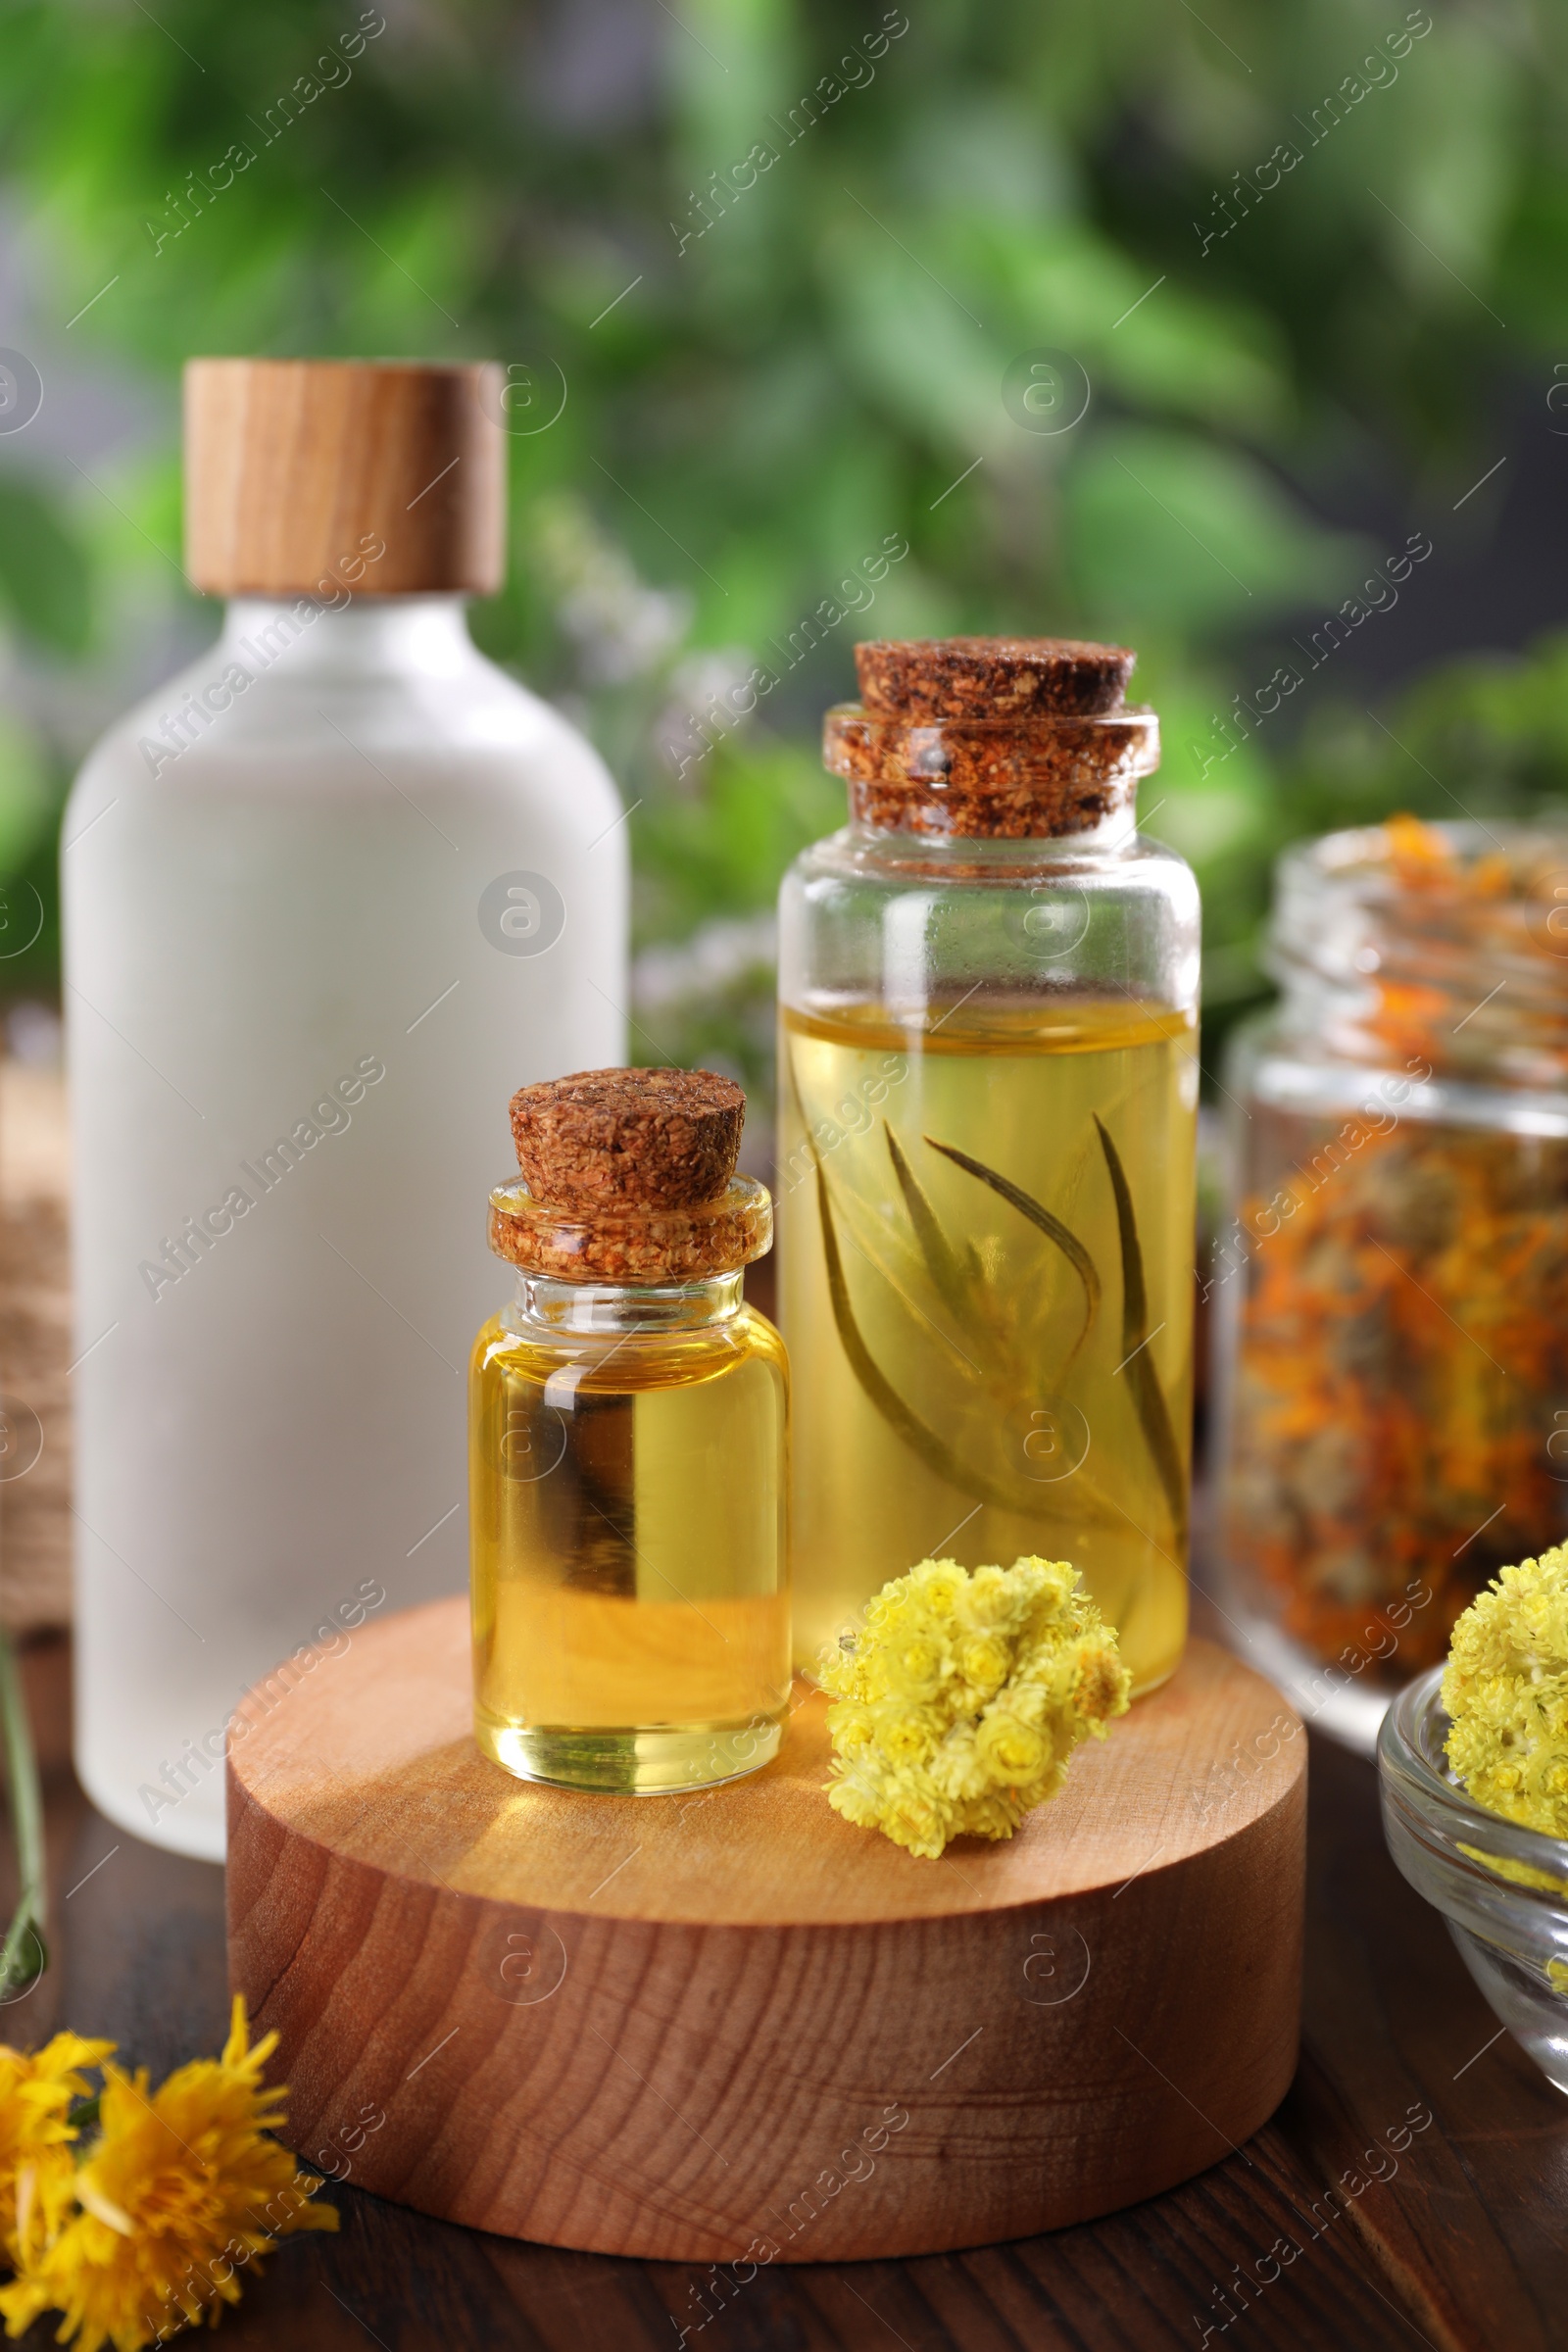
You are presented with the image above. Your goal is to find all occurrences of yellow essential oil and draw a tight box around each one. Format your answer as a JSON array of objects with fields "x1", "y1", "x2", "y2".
[
  {"x1": 470, "y1": 1276, "x2": 790, "y2": 1791},
  {"x1": 778, "y1": 995, "x2": 1197, "y2": 1693},
  {"x1": 470, "y1": 1065, "x2": 789, "y2": 1796}
]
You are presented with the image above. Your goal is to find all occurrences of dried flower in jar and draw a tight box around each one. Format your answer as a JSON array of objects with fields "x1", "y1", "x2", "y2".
[
  {"x1": 1220, "y1": 815, "x2": 1568, "y2": 1685},
  {"x1": 1225, "y1": 1113, "x2": 1568, "y2": 1672}
]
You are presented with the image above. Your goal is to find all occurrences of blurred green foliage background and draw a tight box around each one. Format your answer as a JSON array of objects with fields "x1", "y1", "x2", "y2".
[{"x1": 0, "y1": 0, "x2": 1565, "y2": 1089}]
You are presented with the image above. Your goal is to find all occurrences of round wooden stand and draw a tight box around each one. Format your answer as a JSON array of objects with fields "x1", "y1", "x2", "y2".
[{"x1": 226, "y1": 1600, "x2": 1304, "y2": 2262}]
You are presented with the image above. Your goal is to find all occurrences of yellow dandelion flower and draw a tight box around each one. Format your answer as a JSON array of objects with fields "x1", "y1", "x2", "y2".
[
  {"x1": 0, "y1": 2033, "x2": 114, "y2": 2269},
  {"x1": 0, "y1": 1997, "x2": 337, "y2": 2352},
  {"x1": 820, "y1": 1555, "x2": 1131, "y2": 1858},
  {"x1": 1444, "y1": 1544, "x2": 1568, "y2": 1839}
]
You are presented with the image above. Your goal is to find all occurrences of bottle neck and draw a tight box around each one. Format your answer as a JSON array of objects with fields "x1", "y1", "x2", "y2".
[
  {"x1": 840, "y1": 811, "x2": 1140, "y2": 866},
  {"x1": 219, "y1": 594, "x2": 478, "y2": 683},
  {"x1": 505, "y1": 1269, "x2": 746, "y2": 1339}
]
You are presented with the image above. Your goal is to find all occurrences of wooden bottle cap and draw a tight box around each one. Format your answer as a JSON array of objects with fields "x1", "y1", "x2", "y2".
[
  {"x1": 509, "y1": 1068, "x2": 746, "y2": 1210},
  {"x1": 856, "y1": 636, "x2": 1135, "y2": 721},
  {"x1": 184, "y1": 359, "x2": 506, "y2": 596}
]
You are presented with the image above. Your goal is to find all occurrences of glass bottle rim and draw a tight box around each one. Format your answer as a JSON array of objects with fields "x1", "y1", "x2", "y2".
[
  {"x1": 1268, "y1": 817, "x2": 1568, "y2": 1082},
  {"x1": 1380, "y1": 1665, "x2": 1568, "y2": 1962},
  {"x1": 799, "y1": 815, "x2": 1190, "y2": 874}
]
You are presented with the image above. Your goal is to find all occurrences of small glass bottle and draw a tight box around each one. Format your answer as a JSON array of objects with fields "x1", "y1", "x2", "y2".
[
  {"x1": 470, "y1": 1068, "x2": 790, "y2": 1791},
  {"x1": 1210, "y1": 815, "x2": 1568, "y2": 1751},
  {"x1": 777, "y1": 636, "x2": 1200, "y2": 1693}
]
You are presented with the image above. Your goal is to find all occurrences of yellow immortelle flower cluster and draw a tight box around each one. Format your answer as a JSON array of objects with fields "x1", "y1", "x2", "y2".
[
  {"x1": 0, "y1": 1999, "x2": 334, "y2": 2351},
  {"x1": 818, "y1": 1554, "x2": 1132, "y2": 1860},
  {"x1": 1444, "y1": 1544, "x2": 1568, "y2": 1839}
]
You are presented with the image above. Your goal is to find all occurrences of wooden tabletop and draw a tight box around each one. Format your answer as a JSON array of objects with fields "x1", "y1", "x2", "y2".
[{"x1": 8, "y1": 1631, "x2": 1564, "y2": 2352}]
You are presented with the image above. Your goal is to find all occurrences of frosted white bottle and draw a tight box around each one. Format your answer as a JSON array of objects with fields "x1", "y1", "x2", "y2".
[{"x1": 64, "y1": 360, "x2": 627, "y2": 1859}]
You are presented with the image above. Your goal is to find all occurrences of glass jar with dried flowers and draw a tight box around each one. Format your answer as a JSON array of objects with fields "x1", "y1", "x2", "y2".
[{"x1": 1212, "y1": 815, "x2": 1568, "y2": 1749}]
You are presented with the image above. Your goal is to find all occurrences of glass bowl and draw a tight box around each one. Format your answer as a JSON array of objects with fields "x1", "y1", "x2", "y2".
[{"x1": 1379, "y1": 1666, "x2": 1568, "y2": 2093}]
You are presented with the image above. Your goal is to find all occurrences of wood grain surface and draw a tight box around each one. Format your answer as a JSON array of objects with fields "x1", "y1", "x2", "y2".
[
  {"x1": 6, "y1": 1627, "x2": 1563, "y2": 2349},
  {"x1": 183, "y1": 358, "x2": 506, "y2": 596},
  {"x1": 226, "y1": 1604, "x2": 1304, "y2": 2261}
]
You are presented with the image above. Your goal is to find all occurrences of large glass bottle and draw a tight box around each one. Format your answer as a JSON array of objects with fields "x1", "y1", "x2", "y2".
[
  {"x1": 1210, "y1": 814, "x2": 1568, "y2": 1752},
  {"x1": 470, "y1": 1068, "x2": 790, "y2": 1791},
  {"x1": 65, "y1": 362, "x2": 627, "y2": 1858},
  {"x1": 777, "y1": 637, "x2": 1199, "y2": 1692}
]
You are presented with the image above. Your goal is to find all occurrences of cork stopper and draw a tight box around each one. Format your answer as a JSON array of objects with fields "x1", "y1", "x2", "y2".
[
  {"x1": 184, "y1": 359, "x2": 506, "y2": 597},
  {"x1": 830, "y1": 634, "x2": 1157, "y2": 841},
  {"x1": 856, "y1": 637, "x2": 1135, "y2": 722},
  {"x1": 496, "y1": 1069, "x2": 764, "y2": 1284},
  {"x1": 510, "y1": 1068, "x2": 746, "y2": 1210}
]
